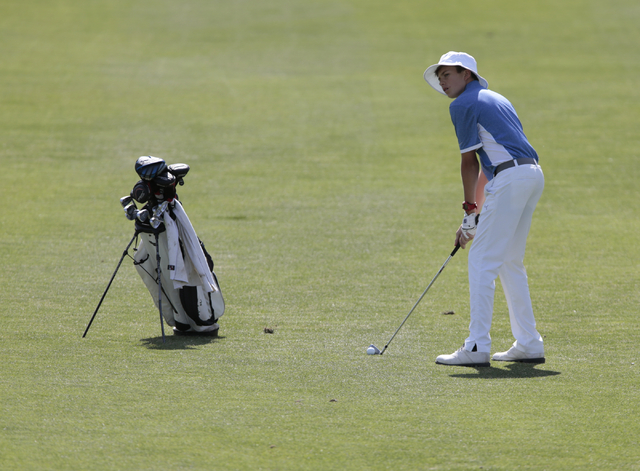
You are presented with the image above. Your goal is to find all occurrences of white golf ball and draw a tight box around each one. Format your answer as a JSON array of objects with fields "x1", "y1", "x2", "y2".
[{"x1": 367, "y1": 346, "x2": 376, "y2": 355}]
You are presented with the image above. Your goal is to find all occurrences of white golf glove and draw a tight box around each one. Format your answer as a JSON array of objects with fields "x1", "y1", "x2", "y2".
[{"x1": 460, "y1": 212, "x2": 477, "y2": 241}]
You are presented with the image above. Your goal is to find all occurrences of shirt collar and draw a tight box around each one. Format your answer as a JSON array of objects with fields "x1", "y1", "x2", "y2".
[{"x1": 463, "y1": 80, "x2": 484, "y2": 94}]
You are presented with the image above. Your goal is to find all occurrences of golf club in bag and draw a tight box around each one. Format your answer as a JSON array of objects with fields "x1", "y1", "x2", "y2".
[
  {"x1": 368, "y1": 244, "x2": 460, "y2": 355},
  {"x1": 83, "y1": 156, "x2": 225, "y2": 342}
]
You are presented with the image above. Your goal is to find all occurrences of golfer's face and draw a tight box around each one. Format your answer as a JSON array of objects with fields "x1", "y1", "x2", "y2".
[{"x1": 437, "y1": 66, "x2": 468, "y2": 98}]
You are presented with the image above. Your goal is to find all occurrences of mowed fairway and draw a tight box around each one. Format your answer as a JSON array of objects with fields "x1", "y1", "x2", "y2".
[{"x1": 1, "y1": 0, "x2": 639, "y2": 469}]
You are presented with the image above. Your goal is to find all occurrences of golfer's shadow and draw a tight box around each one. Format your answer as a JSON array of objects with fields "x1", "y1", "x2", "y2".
[
  {"x1": 449, "y1": 362, "x2": 560, "y2": 379},
  {"x1": 140, "y1": 334, "x2": 225, "y2": 350}
]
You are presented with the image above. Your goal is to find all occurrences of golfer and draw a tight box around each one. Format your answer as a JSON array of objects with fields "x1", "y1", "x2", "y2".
[{"x1": 424, "y1": 51, "x2": 545, "y2": 367}]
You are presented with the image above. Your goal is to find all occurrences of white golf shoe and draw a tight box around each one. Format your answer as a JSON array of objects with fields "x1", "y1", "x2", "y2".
[
  {"x1": 492, "y1": 346, "x2": 545, "y2": 364},
  {"x1": 435, "y1": 346, "x2": 490, "y2": 367}
]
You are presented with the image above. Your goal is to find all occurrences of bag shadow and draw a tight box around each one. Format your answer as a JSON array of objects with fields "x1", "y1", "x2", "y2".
[{"x1": 140, "y1": 334, "x2": 225, "y2": 350}]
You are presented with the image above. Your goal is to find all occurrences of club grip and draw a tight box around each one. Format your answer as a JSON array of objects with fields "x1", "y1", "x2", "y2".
[{"x1": 451, "y1": 244, "x2": 461, "y2": 256}]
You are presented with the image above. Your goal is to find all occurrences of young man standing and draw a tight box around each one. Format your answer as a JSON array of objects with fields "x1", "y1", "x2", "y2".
[{"x1": 424, "y1": 51, "x2": 545, "y2": 367}]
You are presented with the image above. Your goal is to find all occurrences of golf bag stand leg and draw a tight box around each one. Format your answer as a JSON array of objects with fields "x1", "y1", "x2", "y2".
[
  {"x1": 83, "y1": 230, "x2": 139, "y2": 338},
  {"x1": 154, "y1": 229, "x2": 166, "y2": 343}
]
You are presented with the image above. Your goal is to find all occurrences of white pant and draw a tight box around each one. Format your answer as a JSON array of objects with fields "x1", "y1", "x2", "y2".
[{"x1": 464, "y1": 163, "x2": 545, "y2": 354}]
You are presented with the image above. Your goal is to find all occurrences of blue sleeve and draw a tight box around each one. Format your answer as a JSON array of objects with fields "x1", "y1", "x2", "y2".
[{"x1": 450, "y1": 101, "x2": 481, "y2": 153}]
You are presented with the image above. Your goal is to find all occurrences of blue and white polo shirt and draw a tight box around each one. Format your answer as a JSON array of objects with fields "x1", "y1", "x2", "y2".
[{"x1": 449, "y1": 80, "x2": 538, "y2": 180}]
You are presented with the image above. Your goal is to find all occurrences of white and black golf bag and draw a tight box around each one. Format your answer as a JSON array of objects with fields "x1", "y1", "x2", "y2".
[
  {"x1": 83, "y1": 156, "x2": 224, "y2": 341},
  {"x1": 127, "y1": 156, "x2": 224, "y2": 335},
  {"x1": 133, "y1": 205, "x2": 225, "y2": 334}
]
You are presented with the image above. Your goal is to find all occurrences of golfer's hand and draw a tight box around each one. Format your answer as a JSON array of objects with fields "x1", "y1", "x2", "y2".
[
  {"x1": 455, "y1": 225, "x2": 472, "y2": 248},
  {"x1": 456, "y1": 212, "x2": 477, "y2": 249}
]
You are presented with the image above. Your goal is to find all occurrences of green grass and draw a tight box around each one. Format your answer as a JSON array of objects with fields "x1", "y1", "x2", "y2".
[{"x1": 1, "y1": 0, "x2": 639, "y2": 469}]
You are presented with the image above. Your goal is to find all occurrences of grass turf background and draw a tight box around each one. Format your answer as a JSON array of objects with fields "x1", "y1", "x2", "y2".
[{"x1": 1, "y1": 0, "x2": 639, "y2": 469}]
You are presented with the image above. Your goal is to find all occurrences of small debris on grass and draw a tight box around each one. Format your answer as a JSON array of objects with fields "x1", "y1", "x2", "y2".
[
  {"x1": 442, "y1": 310, "x2": 455, "y2": 315},
  {"x1": 263, "y1": 326, "x2": 276, "y2": 334},
  {"x1": 329, "y1": 399, "x2": 338, "y2": 402}
]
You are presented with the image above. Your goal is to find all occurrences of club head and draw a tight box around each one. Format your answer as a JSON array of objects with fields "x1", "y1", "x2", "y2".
[
  {"x1": 135, "y1": 209, "x2": 150, "y2": 223},
  {"x1": 149, "y1": 202, "x2": 168, "y2": 229},
  {"x1": 123, "y1": 202, "x2": 137, "y2": 220},
  {"x1": 153, "y1": 201, "x2": 169, "y2": 218},
  {"x1": 367, "y1": 344, "x2": 381, "y2": 355},
  {"x1": 120, "y1": 195, "x2": 133, "y2": 207}
]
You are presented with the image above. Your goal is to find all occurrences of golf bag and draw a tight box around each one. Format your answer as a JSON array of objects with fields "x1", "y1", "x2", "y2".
[
  {"x1": 128, "y1": 156, "x2": 224, "y2": 335},
  {"x1": 133, "y1": 211, "x2": 224, "y2": 334}
]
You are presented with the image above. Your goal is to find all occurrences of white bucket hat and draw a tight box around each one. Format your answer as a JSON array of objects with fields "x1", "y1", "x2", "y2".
[{"x1": 424, "y1": 51, "x2": 488, "y2": 95}]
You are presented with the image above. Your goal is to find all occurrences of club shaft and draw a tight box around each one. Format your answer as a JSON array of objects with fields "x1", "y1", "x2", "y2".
[{"x1": 380, "y1": 245, "x2": 460, "y2": 355}]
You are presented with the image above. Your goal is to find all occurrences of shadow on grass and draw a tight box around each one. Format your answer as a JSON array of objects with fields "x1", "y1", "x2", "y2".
[
  {"x1": 449, "y1": 362, "x2": 561, "y2": 379},
  {"x1": 140, "y1": 334, "x2": 225, "y2": 350}
]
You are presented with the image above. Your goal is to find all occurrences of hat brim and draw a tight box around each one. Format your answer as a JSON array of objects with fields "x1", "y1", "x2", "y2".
[{"x1": 423, "y1": 64, "x2": 488, "y2": 95}]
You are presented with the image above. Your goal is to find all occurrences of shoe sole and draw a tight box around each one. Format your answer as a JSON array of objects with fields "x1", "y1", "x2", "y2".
[
  {"x1": 493, "y1": 357, "x2": 545, "y2": 364},
  {"x1": 435, "y1": 361, "x2": 491, "y2": 367}
]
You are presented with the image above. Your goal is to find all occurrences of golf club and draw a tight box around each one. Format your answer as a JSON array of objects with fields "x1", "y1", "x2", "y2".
[
  {"x1": 150, "y1": 201, "x2": 169, "y2": 229},
  {"x1": 369, "y1": 244, "x2": 460, "y2": 355}
]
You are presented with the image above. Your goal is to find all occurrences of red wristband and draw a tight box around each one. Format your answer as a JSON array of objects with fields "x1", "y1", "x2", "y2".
[{"x1": 462, "y1": 201, "x2": 477, "y2": 212}]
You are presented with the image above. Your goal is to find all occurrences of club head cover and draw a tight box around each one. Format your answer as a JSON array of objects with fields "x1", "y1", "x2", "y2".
[
  {"x1": 131, "y1": 180, "x2": 151, "y2": 203},
  {"x1": 152, "y1": 170, "x2": 176, "y2": 188},
  {"x1": 135, "y1": 156, "x2": 167, "y2": 181},
  {"x1": 168, "y1": 163, "x2": 190, "y2": 179}
]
